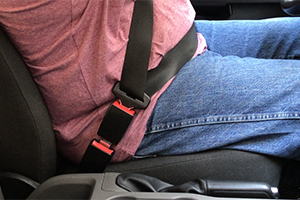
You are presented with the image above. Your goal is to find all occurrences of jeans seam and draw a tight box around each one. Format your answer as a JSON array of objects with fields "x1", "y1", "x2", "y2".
[
  {"x1": 274, "y1": 54, "x2": 300, "y2": 59},
  {"x1": 146, "y1": 112, "x2": 300, "y2": 134}
]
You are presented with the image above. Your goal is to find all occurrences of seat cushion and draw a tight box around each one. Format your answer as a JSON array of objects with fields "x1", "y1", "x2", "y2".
[{"x1": 105, "y1": 149, "x2": 283, "y2": 187}]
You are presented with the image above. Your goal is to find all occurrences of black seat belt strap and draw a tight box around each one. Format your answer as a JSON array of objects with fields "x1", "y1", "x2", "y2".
[
  {"x1": 120, "y1": 0, "x2": 153, "y2": 102},
  {"x1": 79, "y1": 0, "x2": 198, "y2": 173},
  {"x1": 145, "y1": 23, "x2": 197, "y2": 97}
]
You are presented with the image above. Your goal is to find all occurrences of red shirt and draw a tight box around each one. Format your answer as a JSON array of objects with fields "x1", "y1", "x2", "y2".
[{"x1": 0, "y1": 0, "x2": 206, "y2": 164}]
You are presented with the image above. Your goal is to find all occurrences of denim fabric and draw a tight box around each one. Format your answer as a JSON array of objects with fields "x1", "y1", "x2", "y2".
[
  {"x1": 135, "y1": 17, "x2": 300, "y2": 160},
  {"x1": 195, "y1": 17, "x2": 300, "y2": 59}
]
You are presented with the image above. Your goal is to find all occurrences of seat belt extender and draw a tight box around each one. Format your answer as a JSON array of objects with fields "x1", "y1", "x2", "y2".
[{"x1": 79, "y1": 0, "x2": 198, "y2": 173}]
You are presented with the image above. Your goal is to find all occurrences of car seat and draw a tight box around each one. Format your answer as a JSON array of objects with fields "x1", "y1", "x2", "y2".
[
  {"x1": 0, "y1": 21, "x2": 284, "y2": 199},
  {"x1": 0, "y1": 23, "x2": 282, "y2": 200}
]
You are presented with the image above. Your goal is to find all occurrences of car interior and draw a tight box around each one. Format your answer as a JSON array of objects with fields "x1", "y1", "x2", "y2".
[{"x1": 0, "y1": 0, "x2": 300, "y2": 199}]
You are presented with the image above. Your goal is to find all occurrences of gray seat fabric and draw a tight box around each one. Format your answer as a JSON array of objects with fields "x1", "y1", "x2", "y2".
[{"x1": 0, "y1": 25, "x2": 283, "y2": 187}]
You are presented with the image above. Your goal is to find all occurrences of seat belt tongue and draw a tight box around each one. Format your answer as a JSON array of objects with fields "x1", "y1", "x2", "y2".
[{"x1": 113, "y1": 82, "x2": 150, "y2": 109}]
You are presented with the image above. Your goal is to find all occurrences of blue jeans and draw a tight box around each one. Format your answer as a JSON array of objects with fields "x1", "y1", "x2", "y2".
[{"x1": 135, "y1": 17, "x2": 300, "y2": 160}]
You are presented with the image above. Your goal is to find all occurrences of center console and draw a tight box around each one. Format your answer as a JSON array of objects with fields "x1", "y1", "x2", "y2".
[{"x1": 27, "y1": 173, "x2": 279, "y2": 200}]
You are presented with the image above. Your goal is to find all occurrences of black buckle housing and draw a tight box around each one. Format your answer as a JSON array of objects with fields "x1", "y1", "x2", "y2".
[{"x1": 113, "y1": 82, "x2": 150, "y2": 109}]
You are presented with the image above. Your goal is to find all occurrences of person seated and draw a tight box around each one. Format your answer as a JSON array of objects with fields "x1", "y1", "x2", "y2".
[{"x1": 0, "y1": 0, "x2": 299, "y2": 168}]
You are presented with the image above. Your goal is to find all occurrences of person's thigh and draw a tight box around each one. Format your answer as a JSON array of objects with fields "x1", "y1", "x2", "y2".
[
  {"x1": 135, "y1": 51, "x2": 300, "y2": 160},
  {"x1": 195, "y1": 17, "x2": 300, "y2": 59}
]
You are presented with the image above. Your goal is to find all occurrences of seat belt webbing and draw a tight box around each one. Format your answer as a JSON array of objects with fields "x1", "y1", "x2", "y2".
[
  {"x1": 120, "y1": 0, "x2": 153, "y2": 102},
  {"x1": 79, "y1": 0, "x2": 198, "y2": 173}
]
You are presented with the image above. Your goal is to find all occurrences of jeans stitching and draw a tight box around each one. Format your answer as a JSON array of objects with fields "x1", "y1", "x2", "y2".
[
  {"x1": 274, "y1": 54, "x2": 300, "y2": 59},
  {"x1": 146, "y1": 112, "x2": 300, "y2": 134}
]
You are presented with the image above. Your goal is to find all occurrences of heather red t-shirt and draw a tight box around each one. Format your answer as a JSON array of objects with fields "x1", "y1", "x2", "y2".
[{"x1": 0, "y1": 0, "x2": 206, "y2": 164}]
